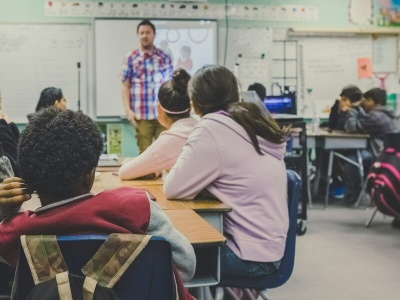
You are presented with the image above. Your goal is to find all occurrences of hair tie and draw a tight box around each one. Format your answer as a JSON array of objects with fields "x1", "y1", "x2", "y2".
[{"x1": 159, "y1": 103, "x2": 190, "y2": 114}]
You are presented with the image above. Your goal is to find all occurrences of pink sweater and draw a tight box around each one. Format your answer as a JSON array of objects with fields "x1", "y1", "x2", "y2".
[
  {"x1": 164, "y1": 113, "x2": 289, "y2": 262},
  {"x1": 119, "y1": 117, "x2": 197, "y2": 179}
]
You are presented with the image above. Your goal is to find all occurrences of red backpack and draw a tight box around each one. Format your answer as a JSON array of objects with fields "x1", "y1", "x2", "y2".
[{"x1": 366, "y1": 147, "x2": 400, "y2": 218}]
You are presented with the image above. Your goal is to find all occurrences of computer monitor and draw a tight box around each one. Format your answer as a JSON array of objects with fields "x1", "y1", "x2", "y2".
[{"x1": 263, "y1": 95, "x2": 296, "y2": 115}]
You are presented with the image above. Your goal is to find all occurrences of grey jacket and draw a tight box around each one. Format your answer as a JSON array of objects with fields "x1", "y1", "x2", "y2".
[{"x1": 345, "y1": 106, "x2": 399, "y2": 139}]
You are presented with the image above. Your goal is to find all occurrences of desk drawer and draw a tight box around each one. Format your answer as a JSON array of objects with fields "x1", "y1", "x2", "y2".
[{"x1": 319, "y1": 137, "x2": 367, "y2": 149}]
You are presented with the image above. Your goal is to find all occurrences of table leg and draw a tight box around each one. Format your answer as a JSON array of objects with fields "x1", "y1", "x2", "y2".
[
  {"x1": 324, "y1": 150, "x2": 334, "y2": 209},
  {"x1": 355, "y1": 150, "x2": 366, "y2": 208},
  {"x1": 312, "y1": 150, "x2": 321, "y2": 199}
]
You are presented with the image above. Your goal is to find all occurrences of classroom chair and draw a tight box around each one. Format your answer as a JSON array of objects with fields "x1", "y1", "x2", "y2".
[
  {"x1": 12, "y1": 235, "x2": 176, "y2": 300},
  {"x1": 0, "y1": 261, "x2": 14, "y2": 300},
  {"x1": 214, "y1": 169, "x2": 301, "y2": 300}
]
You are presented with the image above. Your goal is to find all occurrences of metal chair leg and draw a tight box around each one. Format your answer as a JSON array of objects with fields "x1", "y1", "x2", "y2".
[
  {"x1": 214, "y1": 287, "x2": 224, "y2": 300},
  {"x1": 259, "y1": 289, "x2": 273, "y2": 300},
  {"x1": 365, "y1": 207, "x2": 379, "y2": 227}
]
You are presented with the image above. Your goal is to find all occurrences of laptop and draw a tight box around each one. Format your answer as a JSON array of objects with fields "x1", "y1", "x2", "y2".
[{"x1": 240, "y1": 91, "x2": 271, "y2": 116}]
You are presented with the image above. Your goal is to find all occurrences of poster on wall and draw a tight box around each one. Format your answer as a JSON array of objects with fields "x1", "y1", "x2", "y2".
[{"x1": 377, "y1": 0, "x2": 400, "y2": 26}]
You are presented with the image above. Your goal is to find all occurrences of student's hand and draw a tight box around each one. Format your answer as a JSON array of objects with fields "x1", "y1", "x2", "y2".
[
  {"x1": 126, "y1": 109, "x2": 137, "y2": 128},
  {"x1": 339, "y1": 99, "x2": 351, "y2": 112},
  {"x1": 0, "y1": 177, "x2": 31, "y2": 208}
]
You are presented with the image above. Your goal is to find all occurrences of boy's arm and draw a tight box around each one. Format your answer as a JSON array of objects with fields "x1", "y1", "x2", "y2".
[
  {"x1": 345, "y1": 107, "x2": 365, "y2": 133},
  {"x1": 147, "y1": 200, "x2": 196, "y2": 282}
]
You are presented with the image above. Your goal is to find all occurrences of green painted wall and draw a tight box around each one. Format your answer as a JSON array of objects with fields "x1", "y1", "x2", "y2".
[
  {"x1": 0, "y1": 0, "x2": 376, "y2": 156},
  {"x1": 0, "y1": 0, "x2": 361, "y2": 28}
]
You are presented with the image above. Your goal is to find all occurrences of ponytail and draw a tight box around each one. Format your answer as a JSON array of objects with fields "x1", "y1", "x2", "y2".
[{"x1": 227, "y1": 102, "x2": 289, "y2": 154}]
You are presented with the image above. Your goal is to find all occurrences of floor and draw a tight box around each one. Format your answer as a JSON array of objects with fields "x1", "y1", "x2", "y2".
[{"x1": 267, "y1": 202, "x2": 400, "y2": 300}]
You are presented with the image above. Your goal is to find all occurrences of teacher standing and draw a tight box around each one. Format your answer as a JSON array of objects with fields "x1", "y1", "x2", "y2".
[{"x1": 121, "y1": 19, "x2": 173, "y2": 153}]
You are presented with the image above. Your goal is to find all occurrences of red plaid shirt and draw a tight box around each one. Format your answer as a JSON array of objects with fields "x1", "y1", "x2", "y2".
[{"x1": 121, "y1": 47, "x2": 173, "y2": 120}]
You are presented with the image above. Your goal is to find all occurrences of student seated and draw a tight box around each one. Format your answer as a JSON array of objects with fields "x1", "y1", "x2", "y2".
[
  {"x1": 315, "y1": 85, "x2": 363, "y2": 200},
  {"x1": 248, "y1": 82, "x2": 267, "y2": 101},
  {"x1": 164, "y1": 65, "x2": 289, "y2": 280},
  {"x1": 27, "y1": 87, "x2": 67, "y2": 121},
  {"x1": 328, "y1": 85, "x2": 363, "y2": 130},
  {"x1": 345, "y1": 87, "x2": 398, "y2": 142},
  {"x1": 118, "y1": 68, "x2": 197, "y2": 180},
  {"x1": 341, "y1": 88, "x2": 399, "y2": 205},
  {"x1": 0, "y1": 108, "x2": 195, "y2": 299}
]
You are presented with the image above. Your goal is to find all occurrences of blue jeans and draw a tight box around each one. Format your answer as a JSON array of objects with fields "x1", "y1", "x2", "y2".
[{"x1": 220, "y1": 245, "x2": 280, "y2": 278}]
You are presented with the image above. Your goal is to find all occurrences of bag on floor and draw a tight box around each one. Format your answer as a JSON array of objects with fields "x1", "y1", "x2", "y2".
[{"x1": 366, "y1": 148, "x2": 400, "y2": 218}]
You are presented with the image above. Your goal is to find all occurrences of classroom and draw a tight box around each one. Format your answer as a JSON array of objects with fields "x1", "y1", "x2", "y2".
[{"x1": 0, "y1": 0, "x2": 400, "y2": 299}]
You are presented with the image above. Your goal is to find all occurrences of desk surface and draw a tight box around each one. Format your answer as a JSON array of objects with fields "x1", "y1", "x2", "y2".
[
  {"x1": 308, "y1": 128, "x2": 370, "y2": 138},
  {"x1": 93, "y1": 172, "x2": 232, "y2": 213},
  {"x1": 21, "y1": 197, "x2": 225, "y2": 247},
  {"x1": 165, "y1": 210, "x2": 226, "y2": 246}
]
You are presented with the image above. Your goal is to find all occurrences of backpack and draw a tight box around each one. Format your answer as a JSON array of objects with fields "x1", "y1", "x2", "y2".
[
  {"x1": 366, "y1": 148, "x2": 400, "y2": 218},
  {"x1": 14, "y1": 234, "x2": 152, "y2": 300}
]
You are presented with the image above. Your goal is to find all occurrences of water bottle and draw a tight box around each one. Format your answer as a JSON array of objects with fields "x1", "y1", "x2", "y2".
[
  {"x1": 0, "y1": 142, "x2": 14, "y2": 182},
  {"x1": 312, "y1": 114, "x2": 320, "y2": 134},
  {"x1": 286, "y1": 134, "x2": 293, "y2": 154}
]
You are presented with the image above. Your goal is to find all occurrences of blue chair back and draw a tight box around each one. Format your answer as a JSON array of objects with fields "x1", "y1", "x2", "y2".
[
  {"x1": 0, "y1": 261, "x2": 14, "y2": 299},
  {"x1": 12, "y1": 235, "x2": 176, "y2": 300},
  {"x1": 218, "y1": 169, "x2": 301, "y2": 289}
]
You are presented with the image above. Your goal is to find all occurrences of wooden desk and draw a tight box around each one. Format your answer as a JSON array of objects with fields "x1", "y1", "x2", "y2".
[
  {"x1": 93, "y1": 172, "x2": 232, "y2": 232},
  {"x1": 317, "y1": 130, "x2": 369, "y2": 208},
  {"x1": 293, "y1": 128, "x2": 369, "y2": 208},
  {"x1": 166, "y1": 209, "x2": 226, "y2": 288},
  {"x1": 293, "y1": 128, "x2": 369, "y2": 150},
  {"x1": 93, "y1": 172, "x2": 163, "y2": 189}
]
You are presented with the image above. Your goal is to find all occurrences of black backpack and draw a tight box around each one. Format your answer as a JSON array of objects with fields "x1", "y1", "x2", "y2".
[
  {"x1": 366, "y1": 147, "x2": 400, "y2": 218},
  {"x1": 13, "y1": 234, "x2": 152, "y2": 300}
]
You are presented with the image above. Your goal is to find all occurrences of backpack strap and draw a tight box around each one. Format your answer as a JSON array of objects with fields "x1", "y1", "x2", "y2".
[
  {"x1": 55, "y1": 271, "x2": 73, "y2": 300},
  {"x1": 20, "y1": 235, "x2": 68, "y2": 284},
  {"x1": 82, "y1": 233, "x2": 152, "y2": 289}
]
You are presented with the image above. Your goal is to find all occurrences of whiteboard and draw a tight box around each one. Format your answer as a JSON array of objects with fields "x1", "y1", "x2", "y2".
[
  {"x1": 298, "y1": 36, "x2": 374, "y2": 117},
  {"x1": 372, "y1": 36, "x2": 398, "y2": 73},
  {"x1": 94, "y1": 19, "x2": 217, "y2": 118},
  {"x1": 218, "y1": 27, "x2": 273, "y2": 90},
  {"x1": 0, "y1": 24, "x2": 88, "y2": 123}
]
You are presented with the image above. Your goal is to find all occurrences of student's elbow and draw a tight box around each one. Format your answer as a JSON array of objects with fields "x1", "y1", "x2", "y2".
[
  {"x1": 163, "y1": 182, "x2": 177, "y2": 199},
  {"x1": 179, "y1": 250, "x2": 196, "y2": 282},
  {"x1": 118, "y1": 166, "x2": 130, "y2": 180}
]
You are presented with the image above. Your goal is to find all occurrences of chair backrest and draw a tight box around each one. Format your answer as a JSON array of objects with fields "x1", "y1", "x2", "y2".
[
  {"x1": 0, "y1": 261, "x2": 14, "y2": 298},
  {"x1": 218, "y1": 169, "x2": 301, "y2": 289},
  {"x1": 263, "y1": 169, "x2": 301, "y2": 288},
  {"x1": 384, "y1": 132, "x2": 400, "y2": 151},
  {"x1": 12, "y1": 235, "x2": 176, "y2": 300}
]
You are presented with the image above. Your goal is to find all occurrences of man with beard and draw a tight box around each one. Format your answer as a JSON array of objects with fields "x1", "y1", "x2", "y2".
[{"x1": 121, "y1": 19, "x2": 173, "y2": 153}]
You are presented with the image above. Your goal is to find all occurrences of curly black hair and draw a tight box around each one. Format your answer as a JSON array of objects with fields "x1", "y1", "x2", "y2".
[{"x1": 18, "y1": 108, "x2": 103, "y2": 198}]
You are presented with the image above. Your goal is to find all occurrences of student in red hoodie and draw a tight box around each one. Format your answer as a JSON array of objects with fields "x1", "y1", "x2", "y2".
[{"x1": 0, "y1": 108, "x2": 195, "y2": 299}]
